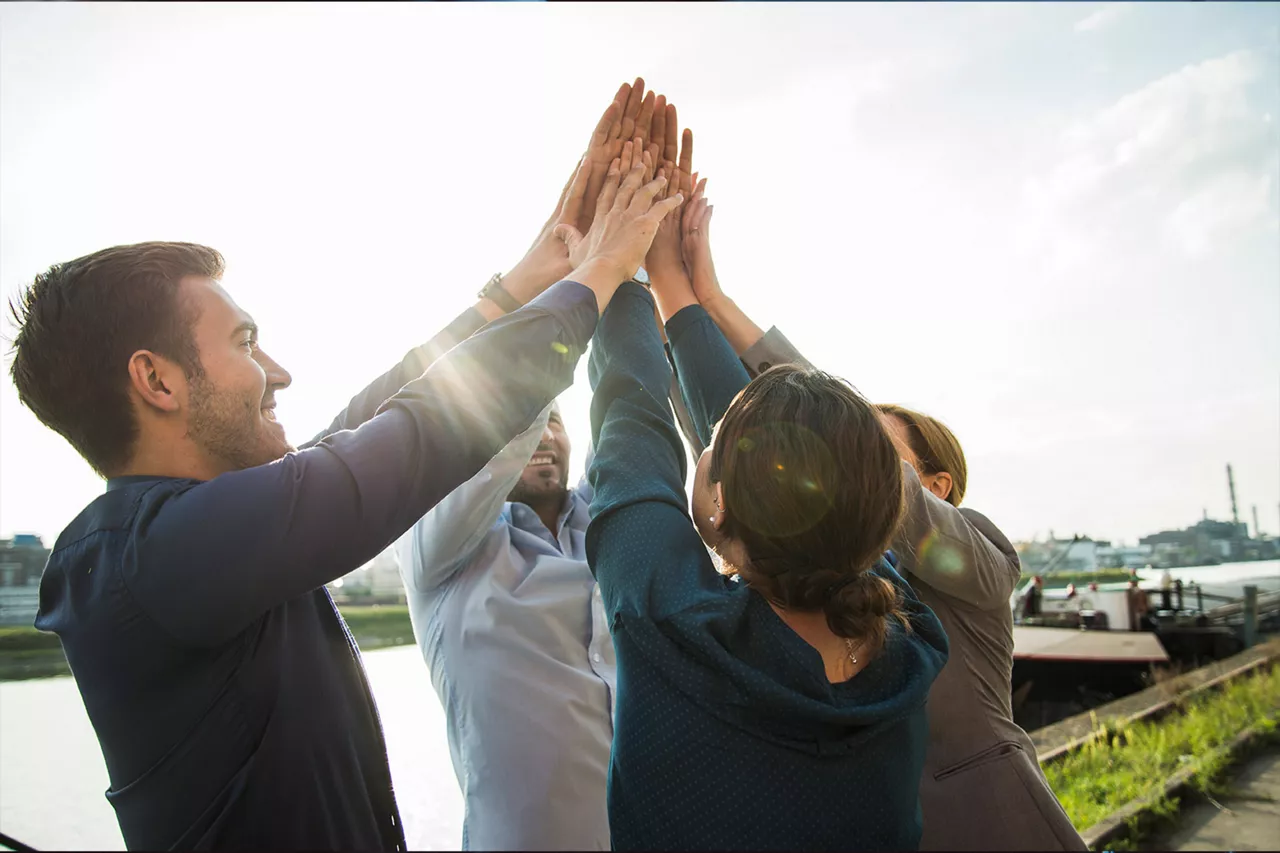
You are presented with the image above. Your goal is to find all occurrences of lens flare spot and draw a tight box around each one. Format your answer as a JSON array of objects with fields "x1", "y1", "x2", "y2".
[
  {"x1": 775, "y1": 463, "x2": 785, "y2": 471},
  {"x1": 919, "y1": 534, "x2": 965, "y2": 576},
  {"x1": 550, "y1": 341, "x2": 569, "y2": 355},
  {"x1": 737, "y1": 437, "x2": 756, "y2": 452}
]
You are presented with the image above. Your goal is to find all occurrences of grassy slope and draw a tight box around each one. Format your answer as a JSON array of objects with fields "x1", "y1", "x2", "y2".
[{"x1": 1042, "y1": 665, "x2": 1280, "y2": 833}]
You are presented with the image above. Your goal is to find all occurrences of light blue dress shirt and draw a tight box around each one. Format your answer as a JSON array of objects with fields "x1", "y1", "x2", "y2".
[{"x1": 396, "y1": 408, "x2": 615, "y2": 851}]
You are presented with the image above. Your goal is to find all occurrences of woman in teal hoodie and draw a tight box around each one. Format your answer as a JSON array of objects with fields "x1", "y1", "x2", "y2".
[{"x1": 581, "y1": 181, "x2": 949, "y2": 849}]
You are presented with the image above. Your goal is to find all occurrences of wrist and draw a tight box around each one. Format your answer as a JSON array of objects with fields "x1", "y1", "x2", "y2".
[
  {"x1": 502, "y1": 263, "x2": 559, "y2": 305},
  {"x1": 568, "y1": 257, "x2": 633, "y2": 312},
  {"x1": 699, "y1": 290, "x2": 734, "y2": 321}
]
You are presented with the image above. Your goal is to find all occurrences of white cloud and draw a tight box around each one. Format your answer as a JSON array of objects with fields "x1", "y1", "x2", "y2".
[
  {"x1": 1074, "y1": 3, "x2": 1133, "y2": 33},
  {"x1": 1166, "y1": 171, "x2": 1277, "y2": 256},
  {"x1": 1019, "y1": 49, "x2": 1277, "y2": 264}
]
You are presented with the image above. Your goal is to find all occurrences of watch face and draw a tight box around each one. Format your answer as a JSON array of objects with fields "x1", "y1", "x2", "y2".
[{"x1": 632, "y1": 266, "x2": 651, "y2": 285}]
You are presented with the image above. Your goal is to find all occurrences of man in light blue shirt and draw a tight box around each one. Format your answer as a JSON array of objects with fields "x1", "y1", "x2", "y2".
[{"x1": 396, "y1": 402, "x2": 615, "y2": 850}]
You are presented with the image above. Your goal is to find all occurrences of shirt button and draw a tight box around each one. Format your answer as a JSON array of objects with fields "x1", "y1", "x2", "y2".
[{"x1": 592, "y1": 652, "x2": 602, "y2": 663}]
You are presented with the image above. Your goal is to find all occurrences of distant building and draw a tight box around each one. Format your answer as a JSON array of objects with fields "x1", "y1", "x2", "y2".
[
  {"x1": 1138, "y1": 516, "x2": 1257, "y2": 566},
  {"x1": 1095, "y1": 544, "x2": 1154, "y2": 569},
  {"x1": 1015, "y1": 536, "x2": 1100, "y2": 574},
  {"x1": 0, "y1": 534, "x2": 49, "y2": 587},
  {"x1": 327, "y1": 546, "x2": 405, "y2": 604},
  {"x1": 0, "y1": 535, "x2": 48, "y2": 625}
]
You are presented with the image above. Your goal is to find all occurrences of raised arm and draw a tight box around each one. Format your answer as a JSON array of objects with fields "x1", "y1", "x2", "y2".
[
  {"x1": 127, "y1": 283, "x2": 598, "y2": 646},
  {"x1": 304, "y1": 305, "x2": 488, "y2": 446},
  {"x1": 126, "y1": 153, "x2": 681, "y2": 647},
  {"x1": 307, "y1": 146, "x2": 607, "y2": 445},
  {"x1": 396, "y1": 405, "x2": 551, "y2": 593},
  {"x1": 585, "y1": 283, "x2": 728, "y2": 622},
  {"x1": 891, "y1": 462, "x2": 1021, "y2": 610}
]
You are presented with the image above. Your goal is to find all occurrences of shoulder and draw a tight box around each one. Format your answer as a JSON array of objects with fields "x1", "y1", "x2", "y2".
[{"x1": 957, "y1": 507, "x2": 1019, "y2": 565}]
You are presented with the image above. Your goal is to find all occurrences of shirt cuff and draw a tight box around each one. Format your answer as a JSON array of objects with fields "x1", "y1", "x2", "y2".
[
  {"x1": 529, "y1": 279, "x2": 600, "y2": 349},
  {"x1": 739, "y1": 325, "x2": 802, "y2": 375}
]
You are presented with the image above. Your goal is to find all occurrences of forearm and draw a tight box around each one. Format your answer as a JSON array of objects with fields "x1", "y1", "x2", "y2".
[
  {"x1": 647, "y1": 266, "x2": 699, "y2": 324},
  {"x1": 585, "y1": 283, "x2": 722, "y2": 620},
  {"x1": 701, "y1": 293, "x2": 765, "y2": 357},
  {"x1": 307, "y1": 303, "x2": 490, "y2": 444},
  {"x1": 132, "y1": 280, "x2": 598, "y2": 645},
  {"x1": 666, "y1": 304, "x2": 752, "y2": 450},
  {"x1": 399, "y1": 407, "x2": 551, "y2": 592}
]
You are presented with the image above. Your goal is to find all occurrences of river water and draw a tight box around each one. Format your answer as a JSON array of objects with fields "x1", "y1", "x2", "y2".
[
  {"x1": 0, "y1": 645, "x2": 463, "y2": 850},
  {"x1": 2, "y1": 560, "x2": 1277, "y2": 850}
]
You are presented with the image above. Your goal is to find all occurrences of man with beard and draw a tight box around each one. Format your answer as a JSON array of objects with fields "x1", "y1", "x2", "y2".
[
  {"x1": 394, "y1": 78, "x2": 693, "y2": 851},
  {"x1": 9, "y1": 129, "x2": 680, "y2": 849}
]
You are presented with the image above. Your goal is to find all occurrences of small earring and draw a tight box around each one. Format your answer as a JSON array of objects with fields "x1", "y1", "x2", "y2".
[{"x1": 709, "y1": 516, "x2": 716, "y2": 523}]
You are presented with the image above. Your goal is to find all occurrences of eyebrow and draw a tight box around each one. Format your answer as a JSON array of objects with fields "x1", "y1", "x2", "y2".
[{"x1": 230, "y1": 321, "x2": 258, "y2": 341}]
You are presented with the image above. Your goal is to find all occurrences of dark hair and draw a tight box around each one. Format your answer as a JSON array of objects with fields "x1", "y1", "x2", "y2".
[
  {"x1": 876, "y1": 403, "x2": 968, "y2": 507},
  {"x1": 709, "y1": 365, "x2": 908, "y2": 652},
  {"x1": 8, "y1": 242, "x2": 223, "y2": 477}
]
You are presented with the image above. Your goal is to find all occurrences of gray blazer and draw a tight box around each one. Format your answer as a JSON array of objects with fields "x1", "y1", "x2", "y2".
[{"x1": 672, "y1": 327, "x2": 1085, "y2": 852}]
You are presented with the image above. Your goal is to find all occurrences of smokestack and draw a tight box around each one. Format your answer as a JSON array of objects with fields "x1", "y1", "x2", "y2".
[
  {"x1": 1253, "y1": 505, "x2": 1261, "y2": 539},
  {"x1": 1227, "y1": 464, "x2": 1240, "y2": 526}
]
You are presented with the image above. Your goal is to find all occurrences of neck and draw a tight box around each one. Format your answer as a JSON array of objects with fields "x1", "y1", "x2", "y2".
[
  {"x1": 117, "y1": 437, "x2": 223, "y2": 482},
  {"x1": 518, "y1": 493, "x2": 566, "y2": 536}
]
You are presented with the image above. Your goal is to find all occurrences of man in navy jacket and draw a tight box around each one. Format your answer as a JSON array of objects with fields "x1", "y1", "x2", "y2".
[{"x1": 8, "y1": 144, "x2": 679, "y2": 850}]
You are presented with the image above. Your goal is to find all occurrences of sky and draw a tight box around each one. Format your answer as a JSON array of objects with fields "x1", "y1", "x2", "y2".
[{"x1": 1, "y1": 2, "x2": 1277, "y2": 548}]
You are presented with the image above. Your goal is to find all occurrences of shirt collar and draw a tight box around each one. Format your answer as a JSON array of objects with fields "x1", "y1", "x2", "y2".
[{"x1": 105, "y1": 474, "x2": 188, "y2": 492}]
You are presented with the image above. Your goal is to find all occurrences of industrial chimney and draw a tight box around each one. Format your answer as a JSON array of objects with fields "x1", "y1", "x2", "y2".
[
  {"x1": 1253, "y1": 505, "x2": 1261, "y2": 539},
  {"x1": 1227, "y1": 464, "x2": 1240, "y2": 526}
]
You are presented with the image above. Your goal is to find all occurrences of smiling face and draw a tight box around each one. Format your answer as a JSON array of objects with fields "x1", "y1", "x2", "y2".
[
  {"x1": 182, "y1": 276, "x2": 294, "y2": 473},
  {"x1": 507, "y1": 403, "x2": 571, "y2": 510}
]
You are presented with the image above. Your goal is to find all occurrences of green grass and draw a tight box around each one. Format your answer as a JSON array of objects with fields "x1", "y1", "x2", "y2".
[
  {"x1": 1042, "y1": 664, "x2": 1280, "y2": 834},
  {"x1": 0, "y1": 605, "x2": 416, "y2": 682},
  {"x1": 337, "y1": 604, "x2": 416, "y2": 650},
  {"x1": 0, "y1": 626, "x2": 63, "y2": 652},
  {"x1": 1020, "y1": 570, "x2": 1134, "y2": 588}
]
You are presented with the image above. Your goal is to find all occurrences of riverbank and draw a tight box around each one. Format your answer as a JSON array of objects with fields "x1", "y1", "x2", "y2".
[
  {"x1": 0, "y1": 605, "x2": 419, "y2": 681},
  {"x1": 1021, "y1": 570, "x2": 1132, "y2": 588},
  {"x1": 1041, "y1": 662, "x2": 1279, "y2": 841},
  {"x1": 1139, "y1": 744, "x2": 1280, "y2": 851}
]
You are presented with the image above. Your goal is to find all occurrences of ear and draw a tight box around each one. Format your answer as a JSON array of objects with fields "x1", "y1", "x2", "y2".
[
  {"x1": 127, "y1": 350, "x2": 186, "y2": 414},
  {"x1": 712, "y1": 481, "x2": 728, "y2": 531},
  {"x1": 926, "y1": 471, "x2": 953, "y2": 502}
]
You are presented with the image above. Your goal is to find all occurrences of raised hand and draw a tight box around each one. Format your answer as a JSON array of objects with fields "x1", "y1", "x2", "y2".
[
  {"x1": 554, "y1": 149, "x2": 683, "y2": 313},
  {"x1": 679, "y1": 177, "x2": 721, "y2": 306},
  {"x1": 578, "y1": 79, "x2": 654, "y2": 235},
  {"x1": 679, "y1": 186, "x2": 765, "y2": 354}
]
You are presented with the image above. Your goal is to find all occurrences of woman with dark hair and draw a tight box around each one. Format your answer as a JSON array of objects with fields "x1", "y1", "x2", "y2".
[
  {"x1": 581, "y1": 174, "x2": 948, "y2": 850},
  {"x1": 669, "y1": 184, "x2": 1085, "y2": 851}
]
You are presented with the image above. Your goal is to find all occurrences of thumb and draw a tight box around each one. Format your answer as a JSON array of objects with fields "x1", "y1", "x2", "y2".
[{"x1": 553, "y1": 223, "x2": 583, "y2": 253}]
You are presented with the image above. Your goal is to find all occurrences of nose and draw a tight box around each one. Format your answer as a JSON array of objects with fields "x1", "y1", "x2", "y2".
[
  {"x1": 257, "y1": 349, "x2": 293, "y2": 391},
  {"x1": 541, "y1": 423, "x2": 556, "y2": 445}
]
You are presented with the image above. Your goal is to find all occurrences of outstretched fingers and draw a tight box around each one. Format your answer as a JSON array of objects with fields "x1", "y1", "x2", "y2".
[
  {"x1": 644, "y1": 192, "x2": 685, "y2": 228},
  {"x1": 558, "y1": 155, "x2": 592, "y2": 225},
  {"x1": 613, "y1": 152, "x2": 650, "y2": 213},
  {"x1": 618, "y1": 77, "x2": 645, "y2": 142},
  {"x1": 628, "y1": 164, "x2": 669, "y2": 217},
  {"x1": 679, "y1": 129, "x2": 695, "y2": 195},
  {"x1": 595, "y1": 158, "x2": 624, "y2": 222}
]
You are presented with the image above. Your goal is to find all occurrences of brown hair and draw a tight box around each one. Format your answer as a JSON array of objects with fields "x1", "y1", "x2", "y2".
[
  {"x1": 708, "y1": 365, "x2": 909, "y2": 652},
  {"x1": 8, "y1": 242, "x2": 223, "y2": 477},
  {"x1": 876, "y1": 403, "x2": 968, "y2": 507}
]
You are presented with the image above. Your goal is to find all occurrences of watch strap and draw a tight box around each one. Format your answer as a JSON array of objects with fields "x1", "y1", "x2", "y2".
[{"x1": 478, "y1": 273, "x2": 522, "y2": 314}]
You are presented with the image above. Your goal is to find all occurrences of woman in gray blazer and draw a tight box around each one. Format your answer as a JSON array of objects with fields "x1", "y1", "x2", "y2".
[{"x1": 668, "y1": 188, "x2": 1086, "y2": 851}]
